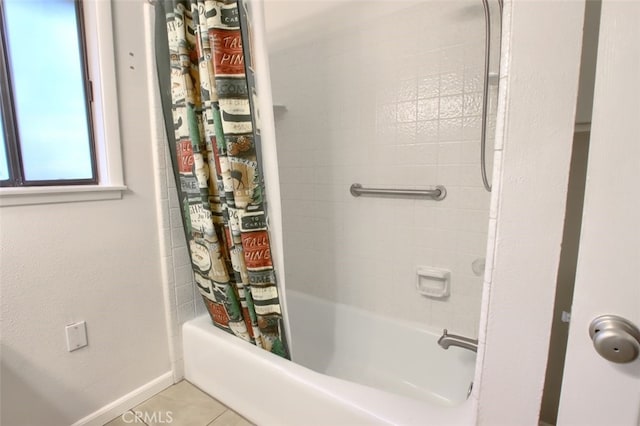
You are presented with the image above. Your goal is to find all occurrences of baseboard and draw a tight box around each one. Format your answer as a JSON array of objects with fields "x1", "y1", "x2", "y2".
[{"x1": 71, "y1": 371, "x2": 174, "y2": 426}]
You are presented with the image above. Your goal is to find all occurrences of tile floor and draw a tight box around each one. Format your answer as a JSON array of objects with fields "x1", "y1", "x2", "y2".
[{"x1": 104, "y1": 380, "x2": 252, "y2": 426}]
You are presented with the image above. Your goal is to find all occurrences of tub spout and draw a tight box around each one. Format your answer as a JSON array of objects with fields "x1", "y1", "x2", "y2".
[{"x1": 437, "y1": 329, "x2": 478, "y2": 353}]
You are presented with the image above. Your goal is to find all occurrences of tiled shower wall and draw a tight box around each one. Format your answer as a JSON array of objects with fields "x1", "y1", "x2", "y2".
[
  {"x1": 154, "y1": 135, "x2": 206, "y2": 379},
  {"x1": 268, "y1": 1, "x2": 495, "y2": 337}
]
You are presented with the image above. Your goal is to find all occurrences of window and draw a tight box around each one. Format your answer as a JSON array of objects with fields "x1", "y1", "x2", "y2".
[
  {"x1": 0, "y1": 0, "x2": 125, "y2": 206},
  {"x1": 0, "y1": 0, "x2": 96, "y2": 186}
]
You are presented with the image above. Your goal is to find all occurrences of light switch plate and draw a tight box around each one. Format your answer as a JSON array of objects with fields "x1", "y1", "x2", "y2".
[{"x1": 66, "y1": 321, "x2": 88, "y2": 352}]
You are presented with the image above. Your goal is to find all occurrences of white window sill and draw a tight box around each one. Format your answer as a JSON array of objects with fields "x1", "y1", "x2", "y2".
[{"x1": 0, "y1": 185, "x2": 127, "y2": 207}]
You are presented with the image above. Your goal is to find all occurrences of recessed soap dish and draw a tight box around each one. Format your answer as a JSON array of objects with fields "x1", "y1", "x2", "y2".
[{"x1": 416, "y1": 266, "x2": 450, "y2": 299}]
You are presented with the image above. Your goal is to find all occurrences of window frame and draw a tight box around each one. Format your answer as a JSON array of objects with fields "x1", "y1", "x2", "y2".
[
  {"x1": 0, "y1": 0, "x2": 126, "y2": 206},
  {"x1": 0, "y1": 14, "x2": 20, "y2": 185}
]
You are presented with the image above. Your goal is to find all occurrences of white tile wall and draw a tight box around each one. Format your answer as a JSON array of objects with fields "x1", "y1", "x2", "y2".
[
  {"x1": 149, "y1": 59, "x2": 201, "y2": 380},
  {"x1": 154, "y1": 138, "x2": 208, "y2": 379},
  {"x1": 268, "y1": 1, "x2": 495, "y2": 337}
]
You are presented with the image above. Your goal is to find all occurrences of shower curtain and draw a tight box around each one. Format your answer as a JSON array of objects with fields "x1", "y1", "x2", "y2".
[{"x1": 155, "y1": 0, "x2": 289, "y2": 358}]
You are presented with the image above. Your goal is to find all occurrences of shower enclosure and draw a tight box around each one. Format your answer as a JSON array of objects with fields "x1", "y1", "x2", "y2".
[
  {"x1": 267, "y1": 0, "x2": 501, "y2": 397},
  {"x1": 180, "y1": 0, "x2": 503, "y2": 423}
]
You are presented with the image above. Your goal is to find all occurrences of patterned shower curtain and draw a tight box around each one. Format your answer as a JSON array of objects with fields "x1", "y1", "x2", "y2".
[{"x1": 157, "y1": 0, "x2": 289, "y2": 358}]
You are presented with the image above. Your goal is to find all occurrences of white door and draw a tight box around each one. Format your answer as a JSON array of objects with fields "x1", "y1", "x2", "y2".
[{"x1": 556, "y1": 1, "x2": 640, "y2": 424}]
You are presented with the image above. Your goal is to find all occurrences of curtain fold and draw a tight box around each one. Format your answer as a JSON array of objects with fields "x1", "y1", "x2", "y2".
[{"x1": 157, "y1": 0, "x2": 289, "y2": 358}]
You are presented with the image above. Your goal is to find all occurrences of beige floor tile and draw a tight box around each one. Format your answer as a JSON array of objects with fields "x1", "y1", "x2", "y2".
[
  {"x1": 158, "y1": 380, "x2": 218, "y2": 403},
  {"x1": 208, "y1": 409, "x2": 253, "y2": 426},
  {"x1": 104, "y1": 410, "x2": 147, "y2": 426},
  {"x1": 134, "y1": 381, "x2": 227, "y2": 426}
]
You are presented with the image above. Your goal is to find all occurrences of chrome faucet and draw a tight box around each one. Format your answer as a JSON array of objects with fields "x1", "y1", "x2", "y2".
[{"x1": 437, "y1": 329, "x2": 478, "y2": 353}]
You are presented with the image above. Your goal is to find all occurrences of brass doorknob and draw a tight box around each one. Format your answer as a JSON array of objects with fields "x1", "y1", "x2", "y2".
[{"x1": 589, "y1": 315, "x2": 640, "y2": 364}]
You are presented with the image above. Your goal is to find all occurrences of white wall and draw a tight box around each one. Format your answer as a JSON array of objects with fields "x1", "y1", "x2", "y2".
[
  {"x1": 474, "y1": 1, "x2": 585, "y2": 424},
  {"x1": 0, "y1": 1, "x2": 172, "y2": 424},
  {"x1": 266, "y1": 0, "x2": 497, "y2": 337},
  {"x1": 540, "y1": 3, "x2": 601, "y2": 420}
]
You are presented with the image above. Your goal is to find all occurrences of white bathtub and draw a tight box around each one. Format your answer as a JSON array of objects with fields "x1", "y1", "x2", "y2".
[{"x1": 183, "y1": 290, "x2": 477, "y2": 425}]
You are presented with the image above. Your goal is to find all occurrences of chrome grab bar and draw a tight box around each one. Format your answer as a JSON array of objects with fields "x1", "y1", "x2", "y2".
[{"x1": 350, "y1": 183, "x2": 446, "y2": 201}]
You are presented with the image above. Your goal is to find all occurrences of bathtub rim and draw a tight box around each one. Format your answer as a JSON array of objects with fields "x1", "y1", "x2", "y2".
[
  {"x1": 285, "y1": 288, "x2": 478, "y2": 405},
  {"x1": 183, "y1": 313, "x2": 477, "y2": 426}
]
